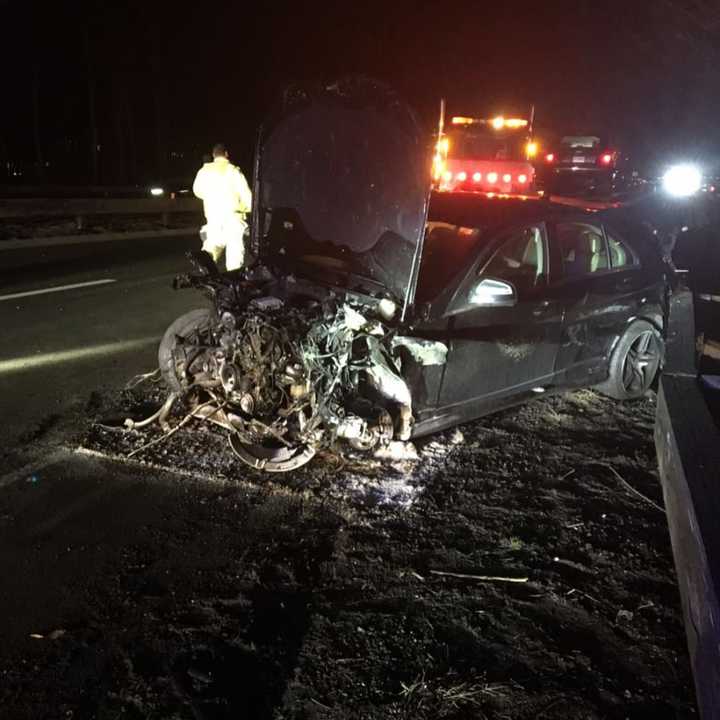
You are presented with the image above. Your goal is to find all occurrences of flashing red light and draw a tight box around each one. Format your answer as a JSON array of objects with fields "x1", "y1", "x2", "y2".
[
  {"x1": 600, "y1": 153, "x2": 613, "y2": 165},
  {"x1": 518, "y1": 174, "x2": 528, "y2": 184},
  {"x1": 545, "y1": 153, "x2": 555, "y2": 163},
  {"x1": 472, "y1": 171, "x2": 482, "y2": 182}
]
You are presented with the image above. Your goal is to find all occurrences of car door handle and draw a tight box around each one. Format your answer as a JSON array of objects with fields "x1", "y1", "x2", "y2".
[
  {"x1": 614, "y1": 276, "x2": 633, "y2": 290},
  {"x1": 532, "y1": 300, "x2": 552, "y2": 316}
]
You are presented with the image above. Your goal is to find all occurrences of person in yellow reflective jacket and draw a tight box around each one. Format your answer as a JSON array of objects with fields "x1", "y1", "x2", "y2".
[{"x1": 192, "y1": 144, "x2": 252, "y2": 271}]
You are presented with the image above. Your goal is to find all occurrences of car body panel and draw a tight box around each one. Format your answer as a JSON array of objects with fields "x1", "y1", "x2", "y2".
[
  {"x1": 409, "y1": 193, "x2": 668, "y2": 424},
  {"x1": 547, "y1": 216, "x2": 666, "y2": 383}
]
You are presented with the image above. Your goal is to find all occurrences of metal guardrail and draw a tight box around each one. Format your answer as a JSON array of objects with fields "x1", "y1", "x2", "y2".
[
  {"x1": 0, "y1": 197, "x2": 201, "y2": 226},
  {"x1": 0, "y1": 184, "x2": 146, "y2": 198},
  {"x1": 655, "y1": 285, "x2": 720, "y2": 719},
  {"x1": 0, "y1": 197, "x2": 203, "y2": 256}
]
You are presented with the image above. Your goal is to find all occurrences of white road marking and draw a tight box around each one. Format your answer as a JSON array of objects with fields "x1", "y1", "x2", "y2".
[
  {"x1": 0, "y1": 337, "x2": 158, "y2": 374},
  {"x1": 0, "y1": 278, "x2": 117, "y2": 302}
]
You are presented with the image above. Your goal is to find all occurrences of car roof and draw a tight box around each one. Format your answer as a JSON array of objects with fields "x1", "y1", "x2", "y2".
[{"x1": 428, "y1": 190, "x2": 592, "y2": 228}]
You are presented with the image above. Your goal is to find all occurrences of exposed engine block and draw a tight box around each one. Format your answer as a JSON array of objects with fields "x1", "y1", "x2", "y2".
[{"x1": 167, "y1": 294, "x2": 414, "y2": 471}]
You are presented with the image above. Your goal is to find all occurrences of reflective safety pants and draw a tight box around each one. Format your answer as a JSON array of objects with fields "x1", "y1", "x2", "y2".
[{"x1": 200, "y1": 214, "x2": 247, "y2": 271}]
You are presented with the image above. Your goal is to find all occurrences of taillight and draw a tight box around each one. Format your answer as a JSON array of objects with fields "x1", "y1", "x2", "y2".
[
  {"x1": 545, "y1": 153, "x2": 555, "y2": 163},
  {"x1": 472, "y1": 172, "x2": 482, "y2": 182},
  {"x1": 599, "y1": 152, "x2": 614, "y2": 166}
]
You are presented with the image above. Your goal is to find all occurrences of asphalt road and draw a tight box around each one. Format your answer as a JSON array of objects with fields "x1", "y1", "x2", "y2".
[{"x1": 0, "y1": 234, "x2": 209, "y2": 456}]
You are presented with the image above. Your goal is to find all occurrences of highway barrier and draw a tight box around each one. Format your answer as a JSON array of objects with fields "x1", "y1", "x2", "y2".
[{"x1": 0, "y1": 197, "x2": 201, "y2": 231}]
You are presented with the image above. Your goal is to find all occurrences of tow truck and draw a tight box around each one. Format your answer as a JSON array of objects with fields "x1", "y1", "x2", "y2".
[{"x1": 432, "y1": 101, "x2": 538, "y2": 194}]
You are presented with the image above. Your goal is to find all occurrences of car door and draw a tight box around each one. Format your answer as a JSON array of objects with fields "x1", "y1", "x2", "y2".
[
  {"x1": 437, "y1": 222, "x2": 564, "y2": 409},
  {"x1": 550, "y1": 219, "x2": 648, "y2": 383}
]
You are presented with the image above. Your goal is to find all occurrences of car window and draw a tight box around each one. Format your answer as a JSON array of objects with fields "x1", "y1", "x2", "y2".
[
  {"x1": 415, "y1": 222, "x2": 482, "y2": 303},
  {"x1": 605, "y1": 228, "x2": 638, "y2": 269},
  {"x1": 481, "y1": 225, "x2": 545, "y2": 289},
  {"x1": 556, "y1": 223, "x2": 608, "y2": 278}
]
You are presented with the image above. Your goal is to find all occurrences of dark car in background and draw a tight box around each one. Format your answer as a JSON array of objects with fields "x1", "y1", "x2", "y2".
[
  {"x1": 159, "y1": 80, "x2": 669, "y2": 472},
  {"x1": 538, "y1": 135, "x2": 639, "y2": 196}
]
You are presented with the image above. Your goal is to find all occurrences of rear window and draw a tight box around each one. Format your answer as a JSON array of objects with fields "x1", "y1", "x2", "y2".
[
  {"x1": 556, "y1": 222, "x2": 609, "y2": 278},
  {"x1": 560, "y1": 136, "x2": 601, "y2": 148},
  {"x1": 606, "y1": 229, "x2": 638, "y2": 269},
  {"x1": 448, "y1": 129, "x2": 527, "y2": 161}
]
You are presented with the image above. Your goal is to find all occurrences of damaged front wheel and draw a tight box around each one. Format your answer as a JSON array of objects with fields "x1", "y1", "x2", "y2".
[
  {"x1": 158, "y1": 308, "x2": 214, "y2": 394},
  {"x1": 228, "y1": 434, "x2": 317, "y2": 472}
]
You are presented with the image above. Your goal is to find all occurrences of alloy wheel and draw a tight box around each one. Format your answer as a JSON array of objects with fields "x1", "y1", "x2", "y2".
[{"x1": 621, "y1": 330, "x2": 660, "y2": 395}]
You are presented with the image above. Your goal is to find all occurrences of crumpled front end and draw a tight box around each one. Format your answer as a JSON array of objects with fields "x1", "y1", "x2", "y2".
[{"x1": 160, "y1": 285, "x2": 447, "y2": 472}]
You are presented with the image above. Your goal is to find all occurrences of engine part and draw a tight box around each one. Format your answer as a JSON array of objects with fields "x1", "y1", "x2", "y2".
[{"x1": 152, "y1": 277, "x2": 442, "y2": 471}]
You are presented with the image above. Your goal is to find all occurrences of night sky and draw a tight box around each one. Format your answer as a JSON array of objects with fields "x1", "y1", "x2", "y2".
[{"x1": 1, "y1": 0, "x2": 718, "y2": 184}]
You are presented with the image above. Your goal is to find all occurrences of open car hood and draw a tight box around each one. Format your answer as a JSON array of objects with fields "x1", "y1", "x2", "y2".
[{"x1": 252, "y1": 78, "x2": 430, "y2": 316}]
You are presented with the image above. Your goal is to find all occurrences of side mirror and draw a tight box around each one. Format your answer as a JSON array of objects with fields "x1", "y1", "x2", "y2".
[{"x1": 468, "y1": 277, "x2": 517, "y2": 307}]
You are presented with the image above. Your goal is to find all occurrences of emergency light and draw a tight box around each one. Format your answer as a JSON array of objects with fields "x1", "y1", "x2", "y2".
[{"x1": 450, "y1": 116, "x2": 529, "y2": 129}]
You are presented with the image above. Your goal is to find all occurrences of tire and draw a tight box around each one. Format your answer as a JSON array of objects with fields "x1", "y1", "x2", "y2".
[
  {"x1": 158, "y1": 308, "x2": 214, "y2": 394},
  {"x1": 595, "y1": 320, "x2": 663, "y2": 400}
]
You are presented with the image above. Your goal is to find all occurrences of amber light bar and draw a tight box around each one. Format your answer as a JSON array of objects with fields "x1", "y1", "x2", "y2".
[{"x1": 451, "y1": 116, "x2": 529, "y2": 130}]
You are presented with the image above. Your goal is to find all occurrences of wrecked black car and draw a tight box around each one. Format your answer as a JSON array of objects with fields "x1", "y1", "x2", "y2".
[{"x1": 157, "y1": 80, "x2": 669, "y2": 472}]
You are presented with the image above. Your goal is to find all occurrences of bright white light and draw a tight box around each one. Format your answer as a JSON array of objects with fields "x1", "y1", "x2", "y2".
[
  {"x1": 503, "y1": 173, "x2": 512, "y2": 183},
  {"x1": 150, "y1": 187, "x2": 165, "y2": 196},
  {"x1": 662, "y1": 164, "x2": 702, "y2": 197},
  {"x1": 472, "y1": 172, "x2": 482, "y2": 182},
  {"x1": 456, "y1": 171, "x2": 467, "y2": 182}
]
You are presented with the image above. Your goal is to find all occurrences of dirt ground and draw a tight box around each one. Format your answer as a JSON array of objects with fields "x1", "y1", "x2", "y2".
[{"x1": 0, "y1": 387, "x2": 697, "y2": 719}]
